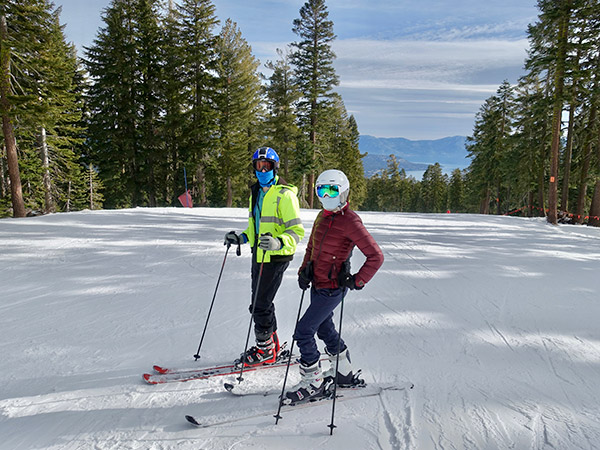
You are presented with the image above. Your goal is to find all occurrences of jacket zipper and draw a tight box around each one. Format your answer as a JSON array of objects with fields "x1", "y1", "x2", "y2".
[{"x1": 313, "y1": 214, "x2": 336, "y2": 289}]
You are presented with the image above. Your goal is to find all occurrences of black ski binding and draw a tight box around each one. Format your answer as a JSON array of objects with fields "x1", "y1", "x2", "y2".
[{"x1": 336, "y1": 369, "x2": 366, "y2": 388}]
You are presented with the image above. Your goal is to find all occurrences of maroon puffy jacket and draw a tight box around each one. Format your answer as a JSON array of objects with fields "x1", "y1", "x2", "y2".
[{"x1": 299, "y1": 205, "x2": 384, "y2": 289}]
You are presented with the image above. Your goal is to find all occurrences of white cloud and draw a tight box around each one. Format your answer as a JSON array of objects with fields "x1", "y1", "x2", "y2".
[
  {"x1": 252, "y1": 37, "x2": 530, "y2": 139},
  {"x1": 333, "y1": 38, "x2": 529, "y2": 86},
  {"x1": 328, "y1": 38, "x2": 531, "y2": 131},
  {"x1": 340, "y1": 80, "x2": 500, "y2": 94}
]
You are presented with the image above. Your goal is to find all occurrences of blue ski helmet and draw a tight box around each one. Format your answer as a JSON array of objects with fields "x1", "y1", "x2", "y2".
[{"x1": 252, "y1": 147, "x2": 280, "y2": 174}]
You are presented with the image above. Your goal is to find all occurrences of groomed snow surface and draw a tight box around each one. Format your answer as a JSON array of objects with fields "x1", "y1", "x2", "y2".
[{"x1": 1, "y1": 208, "x2": 599, "y2": 450}]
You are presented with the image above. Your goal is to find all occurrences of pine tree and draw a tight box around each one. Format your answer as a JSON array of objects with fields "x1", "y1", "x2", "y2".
[
  {"x1": 160, "y1": 2, "x2": 185, "y2": 205},
  {"x1": 37, "y1": 9, "x2": 87, "y2": 213},
  {"x1": 134, "y1": 0, "x2": 164, "y2": 207},
  {"x1": 583, "y1": 0, "x2": 600, "y2": 226},
  {"x1": 86, "y1": 163, "x2": 104, "y2": 210},
  {"x1": 170, "y1": 0, "x2": 219, "y2": 206},
  {"x1": 528, "y1": 0, "x2": 576, "y2": 224},
  {"x1": 85, "y1": 0, "x2": 140, "y2": 208},
  {"x1": 363, "y1": 173, "x2": 387, "y2": 211},
  {"x1": 571, "y1": 1, "x2": 600, "y2": 224},
  {"x1": 343, "y1": 115, "x2": 367, "y2": 207},
  {"x1": 264, "y1": 47, "x2": 300, "y2": 179},
  {"x1": 421, "y1": 163, "x2": 447, "y2": 213},
  {"x1": 448, "y1": 169, "x2": 465, "y2": 213},
  {"x1": 85, "y1": 0, "x2": 164, "y2": 208},
  {"x1": 316, "y1": 94, "x2": 366, "y2": 207},
  {"x1": 0, "y1": 11, "x2": 25, "y2": 217},
  {"x1": 0, "y1": 1, "x2": 58, "y2": 217},
  {"x1": 383, "y1": 155, "x2": 407, "y2": 211},
  {"x1": 214, "y1": 19, "x2": 261, "y2": 207},
  {"x1": 510, "y1": 74, "x2": 553, "y2": 217},
  {"x1": 466, "y1": 86, "x2": 514, "y2": 215},
  {"x1": 291, "y1": 0, "x2": 339, "y2": 208},
  {"x1": 1, "y1": 1, "x2": 86, "y2": 216}
]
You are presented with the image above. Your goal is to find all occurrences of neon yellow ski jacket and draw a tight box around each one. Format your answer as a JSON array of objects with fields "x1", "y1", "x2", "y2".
[{"x1": 241, "y1": 179, "x2": 304, "y2": 263}]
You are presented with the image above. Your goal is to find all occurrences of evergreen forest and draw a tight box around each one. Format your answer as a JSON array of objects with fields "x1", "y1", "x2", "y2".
[{"x1": 1, "y1": 0, "x2": 599, "y2": 227}]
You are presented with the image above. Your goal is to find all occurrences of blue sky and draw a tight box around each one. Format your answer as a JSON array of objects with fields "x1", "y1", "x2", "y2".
[{"x1": 56, "y1": 0, "x2": 539, "y2": 140}]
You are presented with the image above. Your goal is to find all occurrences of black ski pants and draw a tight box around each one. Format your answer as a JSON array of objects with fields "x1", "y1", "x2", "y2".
[{"x1": 250, "y1": 258, "x2": 289, "y2": 339}]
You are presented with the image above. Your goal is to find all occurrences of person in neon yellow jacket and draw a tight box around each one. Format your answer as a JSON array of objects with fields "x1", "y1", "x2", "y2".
[{"x1": 224, "y1": 147, "x2": 304, "y2": 367}]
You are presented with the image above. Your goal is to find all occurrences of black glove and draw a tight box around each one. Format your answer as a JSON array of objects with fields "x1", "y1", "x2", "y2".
[
  {"x1": 340, "y1": 273, "x2": 364, "y2": 290},
  {"x1": 224, "y1": 231, "x2": 240, "y2": 246},
  {"x1": 298, "y1": 261, "x2": 313, "y2": 290}
]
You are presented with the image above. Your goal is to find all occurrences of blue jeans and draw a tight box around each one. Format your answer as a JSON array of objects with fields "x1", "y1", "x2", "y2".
[{"x1": 294, "y1": 287, "x2": 347, "y2": 365}]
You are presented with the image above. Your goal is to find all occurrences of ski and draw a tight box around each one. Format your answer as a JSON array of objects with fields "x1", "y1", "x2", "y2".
[
  {"x1": 185, "y1": 381, "x2": 414, "y2": 428},
  {"x1": 143, "y1": 348, "x2": 292, "y2": 385},
  {"x1": 223, "y1": 366, "x2": 361, "y2": 396},
  {"x1": 152, "y1": 362, "x2": 234, "y2": 375},
  {"x1": 151, "y1": 341, "x2": 290, "y2": 375}
]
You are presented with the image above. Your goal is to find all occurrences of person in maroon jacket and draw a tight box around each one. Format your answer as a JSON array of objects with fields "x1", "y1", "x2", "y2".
[{"x1": 283, "y1": 169, "x2": 384, "y2": 405}]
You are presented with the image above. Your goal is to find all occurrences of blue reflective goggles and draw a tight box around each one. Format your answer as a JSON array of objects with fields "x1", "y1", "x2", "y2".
[{"x1": 316, "y1": 184, "x2": 340, "y2": 198}]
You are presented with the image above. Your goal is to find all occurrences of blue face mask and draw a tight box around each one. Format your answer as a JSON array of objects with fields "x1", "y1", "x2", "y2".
[{"x1": 255, "y1": 170, "x2": 275, "y2": 187}]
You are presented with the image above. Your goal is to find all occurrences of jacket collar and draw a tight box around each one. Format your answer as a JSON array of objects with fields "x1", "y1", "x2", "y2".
[{"x1": 322, "y1": 202, "x2": 349, "y2": 217}]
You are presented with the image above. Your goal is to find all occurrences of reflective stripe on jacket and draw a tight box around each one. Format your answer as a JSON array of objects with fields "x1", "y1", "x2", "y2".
[{"x1": 242, "y1": 178, "x2": 304, "y2": 263}]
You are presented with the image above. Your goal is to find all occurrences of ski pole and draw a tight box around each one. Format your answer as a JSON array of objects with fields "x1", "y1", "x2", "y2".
[
  {"x1": 235, "y1": 248, "x2": 267, "y2": 383},
  {"x1": 193, "y1": 243, "x2": 232, "y2": 360},
  {"x1": 274, "y1": 287, "x2": 307, "y2": 424},
  {"x1": 327, "y1": 293, "x2": 346, "y2": 435}
]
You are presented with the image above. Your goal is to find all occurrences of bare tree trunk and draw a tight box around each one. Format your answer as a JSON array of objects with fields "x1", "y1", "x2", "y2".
[
  {"x1": 538, "y1": 169, "x2": 546, "y2": 217},
  {"x1": 0, "y1": 15, "x2": 25, "y2": 218},
  {"x1": 560, "y1": 45, "x2": 581, "y2": 213},
  {"x1": 560, "y1": 99, "x2": 576, "y2": 212},
  {"x1": 196, "y1": 164, "x2": 207, "y2": 207},
  {"x1": 89, "y1": 165, "x2": 94, "y2": 210},
  {"x1": 148, "y1": 164, "x2": 156, "y2": 207},
  {"x1": 586, "y1": 113, "x2": 600, "y2": 227},
  {"x1": 226, "y1": 175, "x2": 233, "y2": 207},
  {"x1": 480, "y1": 186, "x2": 490, "y2": 214},
  {"x1": 300, "y1": 173, "x2": 307, "y2": 208},
  {"x1": 66, "y1": 180, "x2": 71, "y2": 212},
  {"x1": 39, "y1": 127, "x2": 54, "y2": 213},
  {"x1": 309, "y1": 124, "x2": 316, "y2": 209},
  {"x1": 496, "y1": 184, "x2": 501, "y2": 215},
  {"x1": 589, "y1": 181, "x2": 600, "y2": 227},
  {"x1": 575, "y1": 105, "x2": 596, "y2": 224},
  {"x1": 0, "y1": 144, "x2": 6, "y2": 198},
  {"x1": 547, "y1": 1, "x2": 572, "y2": 225}
]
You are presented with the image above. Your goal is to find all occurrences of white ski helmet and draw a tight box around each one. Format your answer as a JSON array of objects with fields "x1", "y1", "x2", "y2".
[{"x1": 315, "y1": 169, "x2": 350, "y2": 211}]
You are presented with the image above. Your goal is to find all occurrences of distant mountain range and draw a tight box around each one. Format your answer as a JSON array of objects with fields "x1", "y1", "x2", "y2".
[{"x1": 359, "y1": 135, "x2": 470, "y2": 177}]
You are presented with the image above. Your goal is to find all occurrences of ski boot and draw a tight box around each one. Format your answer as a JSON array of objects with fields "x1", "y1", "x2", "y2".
[
  {"x1": 239, "y1": 331, "x2": 279, "y2": 367},
  {"x1": 281, "y1": 360, "x2": 333, "y2": 406},
  {"x1": 323, "y1": 347, "x2": 365, "y2": 388}
]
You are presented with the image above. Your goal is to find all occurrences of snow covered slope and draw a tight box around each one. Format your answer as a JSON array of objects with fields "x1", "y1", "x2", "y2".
[{"x1": 1, "y1": 208, "x2": 599, "y2": 449}]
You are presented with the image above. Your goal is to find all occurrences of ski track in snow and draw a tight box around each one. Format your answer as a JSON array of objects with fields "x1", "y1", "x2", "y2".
[{"x1": 1, "y1": 208, "x2": 600, "y2": 449}]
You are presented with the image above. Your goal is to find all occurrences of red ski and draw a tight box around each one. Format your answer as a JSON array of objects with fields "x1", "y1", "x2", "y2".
[{"x1": 143, "y1": 349, "x2": 293, "y2": 385}]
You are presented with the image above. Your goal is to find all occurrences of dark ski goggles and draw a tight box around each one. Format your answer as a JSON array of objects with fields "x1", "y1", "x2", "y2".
[
  {"x1": 316, "y1": 184, "x2": 340, "y2": 198},
  {"x1": 253, "y1": 159, "x2": 274, "y2": 172}
]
